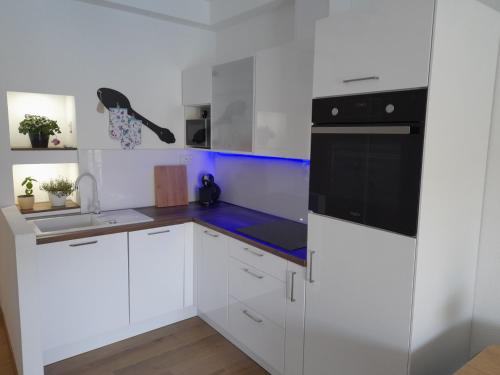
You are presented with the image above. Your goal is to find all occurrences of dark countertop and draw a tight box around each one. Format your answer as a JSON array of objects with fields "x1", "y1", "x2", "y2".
[{"x1": 36, "y1": 202, "x2": 307, "y2": 266}]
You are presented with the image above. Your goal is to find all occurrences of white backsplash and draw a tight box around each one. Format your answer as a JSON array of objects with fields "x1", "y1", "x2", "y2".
[
  {"x1": 212, "y1": 152, "x2": 310, "y2": 222},
  {"x1": 78, "y1": 149, "x2": 215, "y2": 212}
]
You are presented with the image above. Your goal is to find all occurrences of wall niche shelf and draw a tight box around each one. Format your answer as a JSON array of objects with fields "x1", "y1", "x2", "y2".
[
  {"x1": 7, "y1": 91, "x2": 78, "y2": 150},
  {"x1": 11, "y1": 147, "x2": 78, "y2": 151},
  {"x1": 17, "y1": 200, "x2": 80, "y2": 216}
]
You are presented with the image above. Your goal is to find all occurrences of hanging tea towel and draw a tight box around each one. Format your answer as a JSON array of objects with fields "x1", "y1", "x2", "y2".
[{"x1": 108, "y1": 107, "x2": 142, "y2": 150}]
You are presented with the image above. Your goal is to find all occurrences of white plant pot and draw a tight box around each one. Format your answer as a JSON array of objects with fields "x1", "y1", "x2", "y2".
[{"x1": 48, "y1": 193, "x2": 68, "y2": 207}]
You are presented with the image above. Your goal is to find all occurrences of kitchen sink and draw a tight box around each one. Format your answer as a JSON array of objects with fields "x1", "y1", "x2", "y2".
[{"x1": 31, "y1": 209, "x2": 153, "y2": 237}]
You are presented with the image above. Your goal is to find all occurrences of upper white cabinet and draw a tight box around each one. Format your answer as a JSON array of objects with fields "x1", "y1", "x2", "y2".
[
  {"x1": 254, "y1": 43, "x2": 313, "y2": 160},
  {"x1": 303, "y1": 213, "x2": 416, "y2": 375},
  {"x1": 129, "y1": 225, "x2": 185, "y2": 324},
  {"x1": 182, "y1": 64, "x2": 212, "y2": 106},
  {"x1": 313, "y1": 0, "x2": 435, "y2": 97},
  {"x1": 196, "y1": 225, "x2": 230, "y2": 330},
  {"x1": 38, "y1": 233, "x2": 129, "y2": 352},
  {"x1": 211, "y1": 57, "x2": 255, "y2": 152}
]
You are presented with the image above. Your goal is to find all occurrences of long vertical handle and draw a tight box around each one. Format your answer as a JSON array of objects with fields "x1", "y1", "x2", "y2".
[
  {"x1": 290, "y1": 271, "x2": 297, "y2": 302},
  {"x1": 308, "y1": 250, "x2": 316, "y2": 283}
]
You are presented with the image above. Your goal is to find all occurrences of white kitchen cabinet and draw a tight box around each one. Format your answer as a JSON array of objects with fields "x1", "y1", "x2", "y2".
[
  {"x1": 284, "y1": 262, "x2": 306, "y2": 375},
  {"x1": 211, "y1": 57, "x2": 254, "y2": 152},
  {"x1": 229, "y1": 257, "x2": 286, "y2": 328},
  {"x1": 182, "y1": 64, "x2": 212, "y2": 106},
  {"x1": 254, "y1": 43, "x2": 314, "y2": 160},
  {"x1": 229, "y1": 296, "x2": 285, "y2": 373},
  {"x1": 196, "y1": 225, "x2": 229, "y2": 330},
  {"x1": 129, "y1": 225, "x2": 185, "y2": 324},
  {"x1": 38, "y1": 233, "x2": 129, "y2": 351},
  {"x1": 313, "y1": 0, "x2": 435, "y2": 97},
  {"x1": 303, "y1": 213, "x2": 416, "y2": 375}
]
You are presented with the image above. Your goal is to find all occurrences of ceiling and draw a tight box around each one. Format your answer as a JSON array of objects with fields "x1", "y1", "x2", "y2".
[{"x1": 75, "y1": 0, "x2": 291, "y2": 30}]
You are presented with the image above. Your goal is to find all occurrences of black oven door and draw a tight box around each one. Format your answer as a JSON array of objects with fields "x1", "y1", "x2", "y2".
[{"x1": 309, "y1": 124, "x2": 424, "y2": 237}]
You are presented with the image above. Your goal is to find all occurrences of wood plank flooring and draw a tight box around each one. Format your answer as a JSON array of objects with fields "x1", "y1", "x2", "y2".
[
  {"x1": 45, "y1": 317, "x2": 269, "y2": 375},
  {"x1": 0, "y1": 310, "x2": 17, "y2": 375}
]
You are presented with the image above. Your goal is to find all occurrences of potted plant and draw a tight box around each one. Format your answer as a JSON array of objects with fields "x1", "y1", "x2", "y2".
[
  {"x1": 18, "y1": 114, "x2": 61, "y2": 148},
  {"x1": 41, "y1": 178, "x2": 75, "y2": 207},
  {"x1": 18, "y1": 177, "x2": 37, "y2": 210}
]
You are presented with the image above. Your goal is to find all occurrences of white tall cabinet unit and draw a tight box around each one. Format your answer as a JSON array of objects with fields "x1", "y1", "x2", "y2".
[
  {"x1": 313, "y1": 0, "x2": 434, "y2": 97},
  {"x1": 305, "y1": 0, "x2": 500, "y2": 374}
]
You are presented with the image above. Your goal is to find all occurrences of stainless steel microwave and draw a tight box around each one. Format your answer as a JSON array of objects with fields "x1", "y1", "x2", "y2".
[{"x1": 186, "y1": 119, "x2": 210, "y2": 149}]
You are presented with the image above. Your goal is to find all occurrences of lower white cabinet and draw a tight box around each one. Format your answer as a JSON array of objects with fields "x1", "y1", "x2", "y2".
[
  {"x1": 38, "y1": 233, "x2": 129, "y2": 351},
  {"x1": 229, "y1": 297, "x2": 286, "y2": 373},
  {"x1": 284, "y1": 262, "x2": 306, "y2": 375},
  {"x1": 196, "y1": 225, "x2": 306, "y2": 375},
  {"x1": 303, "y1": 213, "x2": 416, "y2": 375},
  {"x1": 129, "y1": 225, "x2": 185, "y2": 323},
  {"x1": 196, "y1": 225, "x2": 229, "y2": 330}
]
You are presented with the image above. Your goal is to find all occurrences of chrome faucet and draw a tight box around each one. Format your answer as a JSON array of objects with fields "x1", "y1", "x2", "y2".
[{"x1": 75, "y1": 172, "x2": 101, "y2": 214}]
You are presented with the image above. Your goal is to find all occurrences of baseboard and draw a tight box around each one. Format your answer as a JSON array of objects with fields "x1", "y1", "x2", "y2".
[
  {"x1": 198, "y1": 312, "x2": 282, "y2": 375},
  {"x1": 43, "y1": 306, "x2": 197, "y2": 366}
]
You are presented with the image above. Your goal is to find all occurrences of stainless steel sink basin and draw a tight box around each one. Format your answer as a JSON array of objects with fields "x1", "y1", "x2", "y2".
[{"x1": 31, "y1": 209, "x2": 153, "y2": 237}]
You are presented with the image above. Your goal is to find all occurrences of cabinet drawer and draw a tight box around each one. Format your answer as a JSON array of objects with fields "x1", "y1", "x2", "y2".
[
  {"x1": 229, "y1": 297, "x2": 285, "y2": 374},
  {"x1": 229, "y1": 238, "x2": 287, "y2": 281},
  {"x1": 229, "y1": 258, "x2": 286, "y2": 328}
]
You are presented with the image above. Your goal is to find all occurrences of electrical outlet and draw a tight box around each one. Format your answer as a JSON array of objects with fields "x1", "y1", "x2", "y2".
[{"x1": 179, "y1": 153, "x2": 193, "y2": 164}]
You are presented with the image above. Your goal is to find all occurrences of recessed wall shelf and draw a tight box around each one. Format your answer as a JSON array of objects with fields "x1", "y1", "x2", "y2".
[
  {"x1": 17, "y1": 200, "x2": 80, "y2": 215},
  {"x1": 7, "y1": 91, "x2": 78, "y2": 149},
  {"x1": 11, "y1": 147, "x2": 78, "y2": 151}
]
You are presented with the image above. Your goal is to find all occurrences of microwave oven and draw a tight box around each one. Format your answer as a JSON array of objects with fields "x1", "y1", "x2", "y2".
[{"x1": 186, "y1": 119, "x2": 210, "y2": 149}]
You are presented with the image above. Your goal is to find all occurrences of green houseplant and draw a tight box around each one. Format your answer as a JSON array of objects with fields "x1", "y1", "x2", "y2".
[
  {"x1": 18, "y1": 114, "x2": 61, "y2": 148},
  {"x1": 41, "y1": 177, "x2": 74, "y2": 207},
  {"x1": 18, "y1": 177, "x2": 37, "y2": 210}
]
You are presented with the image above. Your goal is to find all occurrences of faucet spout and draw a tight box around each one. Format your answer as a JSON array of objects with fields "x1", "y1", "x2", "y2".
[{"x1": 75, "y1": 172, "x2": 101, "y2": 214}]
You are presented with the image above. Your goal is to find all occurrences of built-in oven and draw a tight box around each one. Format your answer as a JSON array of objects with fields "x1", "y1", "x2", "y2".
[
  {"x1": 309, "y1": 89, "x2": 427, "y2": 237},
  {"x1": 186, "y1": 119, "x2": 211, "y2": 148}
]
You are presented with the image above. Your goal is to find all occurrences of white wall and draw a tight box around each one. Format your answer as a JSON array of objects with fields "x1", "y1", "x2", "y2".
[
  {"x1": 215, "y1": 1, "x2": 295, "y2": 63},
  {"x1": 0, "y1": 0, "x2": 215, "y2": 207},
  {"x1": 471, "y1": 49, "x2": 500, "y2": 355},
  {"x1": 78, "y1": 149, "x2": 215, "y2": 212},
  {"x1": 212, "y1": 152, "x2": 310, "y2": 222}
]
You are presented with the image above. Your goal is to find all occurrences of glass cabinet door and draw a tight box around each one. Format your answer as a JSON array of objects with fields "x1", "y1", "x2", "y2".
[{"x1": 211, "y1": 57, "x2": 254, "y2": 152}]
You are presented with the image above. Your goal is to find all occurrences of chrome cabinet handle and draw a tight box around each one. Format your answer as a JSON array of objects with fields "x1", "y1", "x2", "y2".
[
  {"x1": 243, "y1": 247, "x2": 264, "y2": 257},
  {"x1": 148, "y1": 229, "x2": 170, "y2": 236},
  {"x1": 308, "y1": 250, "x2": 316, "y2": 283},
  {"x1": 69, "y1": 240, "x2": 98, "y2": 247},
  {"x1": 243, "y1": 268, "x2": 264, "y2": 280},
  {"x1": 343, "y1": 76, "x2": 380, "y2": 84},
  {"x1": 204, "y1": 230, "x2": 219, "y2": 238},
  {"x1": 242, "y1": 309, "x2": 263, "y2": 323},
  {"x1": 290, "y1": 271, "x2": 297, "y2": 302}
]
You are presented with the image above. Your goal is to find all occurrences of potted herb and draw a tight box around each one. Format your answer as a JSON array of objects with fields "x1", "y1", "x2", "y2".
[
  {"x1": 18, "y1": 177, "x2": 37, "y2": 210},
  {"x1": 18, "y1": 114, "x2": 61, "y2": 148},
  {"x1": 41, "y1": 178, "x2": 75, "y2": 207}
]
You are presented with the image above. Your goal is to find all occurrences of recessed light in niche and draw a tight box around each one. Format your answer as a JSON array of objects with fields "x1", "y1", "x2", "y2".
[
  {"x1": 7, "y1": 91, "x2": 77, "y2": 149},
  {"x1": 12, "y1": 163, "x2": 79, "y2": 205}
]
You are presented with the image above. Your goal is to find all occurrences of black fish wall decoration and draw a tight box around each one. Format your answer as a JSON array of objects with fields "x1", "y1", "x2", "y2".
[{"x1": 97, "y1": 88, "x2": 176, "y2": 144}]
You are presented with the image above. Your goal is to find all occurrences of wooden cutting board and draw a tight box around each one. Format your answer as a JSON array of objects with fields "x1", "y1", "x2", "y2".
[{"x1": 154, "y1": 165, "x2": 188, "y2": 207}]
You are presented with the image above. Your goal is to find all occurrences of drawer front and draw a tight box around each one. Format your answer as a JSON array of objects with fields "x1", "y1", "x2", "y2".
[
  {"x1": 228, "y1": 238, "x2": 287, "y2": 281},
  {"x1": 229, "y1": 297, "x2": 285, "y2": 374},
  {"x1": 229, "y1": 258, "x2": 286, "y2": 328}
]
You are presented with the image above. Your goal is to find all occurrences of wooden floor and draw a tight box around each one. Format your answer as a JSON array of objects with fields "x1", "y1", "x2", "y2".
[
  {"x1": 0, "y1": 311, "x2": 17, "y2": 375},
  {"x1": 45, "y1": 317, "x2": 269, "y2": 375}
]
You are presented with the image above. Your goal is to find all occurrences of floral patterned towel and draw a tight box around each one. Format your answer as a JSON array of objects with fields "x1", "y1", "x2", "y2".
[{"x1": 109, "y1": 107, "x2": 142, "y2": 150}]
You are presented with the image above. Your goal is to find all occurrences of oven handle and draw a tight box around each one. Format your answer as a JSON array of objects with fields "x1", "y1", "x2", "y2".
[{"x1": 312, "y1": 126, "x2": 412, "y2": 135}]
